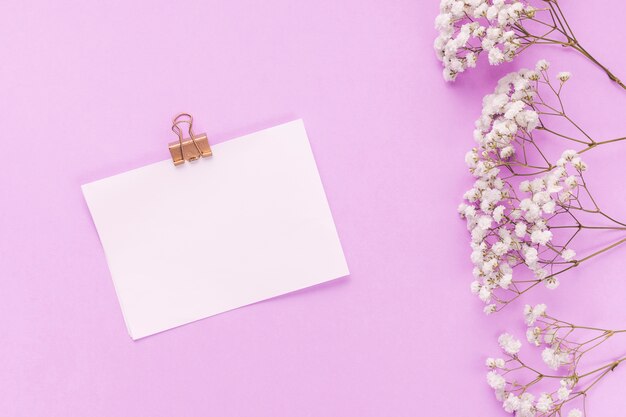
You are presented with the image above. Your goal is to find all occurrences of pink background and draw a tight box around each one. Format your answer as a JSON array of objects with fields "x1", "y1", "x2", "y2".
[{"x1": 2, "y1": 1, "x2": 626, "y2": 416}]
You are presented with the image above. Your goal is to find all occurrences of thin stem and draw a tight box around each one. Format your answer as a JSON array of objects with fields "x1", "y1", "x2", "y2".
[
  {"x1": 571, "y1": 42, "x2": 626, "y2": 90},
  {"x1": 577, "y1": 238, "x2": 626, "y2": 263}
]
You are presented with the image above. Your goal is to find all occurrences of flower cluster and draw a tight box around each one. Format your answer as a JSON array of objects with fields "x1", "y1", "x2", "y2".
[
  {"x1": 434, "y1": 0, "x2": 534, "y2": 81},
  {"x1": 486, "y1": 304, "x2": 626, "y2": 417},
  {"x1": 459, "y1": 62, "x2": 626, "y2": 312},
  {"x1": 462, "y1": 149, "x2": 584, "y2": 313},
  {"x1": 435, "y1": 0, "x2": 535, "y2": 81},
  {"x1": 434, "y1": 0, "x2": 625, "y2": 89},
  {"x1": 468, "y1": 59, "x2": 577, "y2": 177},
  {"x1": 470, "y1": 61, "x2": 540, "y2": 166}
]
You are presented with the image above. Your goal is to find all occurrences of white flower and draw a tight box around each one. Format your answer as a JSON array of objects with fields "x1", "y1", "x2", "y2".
[
  {"x1": 479, "y1": 286, "x2": 492, "y2": 302},
  {"x1": 477, "y1": 215, "x2": 493, "y2": 230},
  {"x1": 492, "y1": 241, "x2": 509, "y2": 256},
  {"x1": 503, "y1": 393, "x2": 521, "y2": 413},
  {"x1": 557, "y1": 71, "x2": 571, "y2": 82},
  {"x1": 484, "y1": 304, "x2": 497, "y2": 314},
  {"x1": 467, "y1": 52, "x2": 478, "y2": 67},
  {"x1": 486, "y1": 26, "x2": 503, "y2": 41},
  {"x1": 557, "y1": 383, "x2": 571, "y2": 401},
  {"x1": 500, "y1": 145, "x2": 515, "y2": 158},
  {"x1": 493, "y1": 205, "x2": 506, "y2": 222},
  {"x1": 568, "y1": 409, "x2": 583, "y2": 417},
  {"x1": 499, "y1": 333, "x2": 522, "y2": 355},
  {"x1": 523, "y1": 246, "x2": 538, "y2": 266},
  {"x1": 519, "y1": 181, "x2": 531, "y2": 192},
  {"x1": 514, "y1": 222, "x2": 527, "y2": 237},
  {"x1": 572, "y1": 157, "x2": 588, "y2": 171},
  {"x1": 561, "y1": 376, "x2": 576, "y2": 389},
  {"x1": 523, "y1": 303, "x2": 547, "y2": 325},
  {"x1": 487, "y1": 370, "x2": 506, "y2": 389},
  {"x1": 486, "y1": 357, "x2": 506, "y2": 369},
  {"x1": 499, "y1": 272, "x2": 513, "y2": 289},
  {"x1": 504, "y1": 100, "x2": 525, "y2": 119},
  {"x1": 536, "y1": 59, "x2": 550, "y2": 71},
  {"x1": 518, "y1": 393, "x2": 535, "y2": 417},
  {"x1": 542, "y1": 200, "x2": 556, "y2": 214},
  {"x1": 561, "y1": 149, "x2": 578, "y2": 161},
  {"x1": 474, "y1": 3, "x2": 488, "y2": 18},
  {"x1": 488, "y1": 47, "x2": 506, "y2": 65},
  {"x1": 531, "y1": 229, "x2": 553, "y2": 245},
  {"x1": 542, "y1": 347, "x2": 570, "y2": 370},
  {"x1": 526, "y1": 326, "x2": 541, "y2": 346},
  {"x1": 544, "y1": 277, "x2": 560, "y2": 289},
  {"x1": 561, "y1": 248, "x2": 576, "y2": 261},
  {"x1": 564, "y1": 175, "x2": 578, "y2": 188},
  {"x1": 536, "y1": 393, "x2": 553, "y2": 413},
  {"x1": 465, "y1": 150, "x2": 478, "y2": 168}
]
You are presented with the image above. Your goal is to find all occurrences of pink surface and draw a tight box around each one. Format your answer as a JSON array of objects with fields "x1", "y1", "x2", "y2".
[{"x1": 1, "y1": 1, "x2": 626, "y2": 416}]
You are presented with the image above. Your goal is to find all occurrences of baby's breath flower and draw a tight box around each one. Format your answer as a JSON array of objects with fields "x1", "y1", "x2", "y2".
[
  {"x1": 542, "y1": 347, "x2": 570, "y2": 370},
  {"x1": 523, "y1": 303, "x2": 547, "y2": 325},
  {"x1": 557, "y1": 383, "x2": 571, "y2": 401},
  {"x1": 536, "y1": 59, "x2": 550, "y2": 71},
  {"x1": 558, "y1": 71, "x2": 571, "y2": 82},
  {"x1": 526, "y1": 326, "x2": 541, "y2": 346},
  {"x1": 536, "y1": 393, "x2": 553, "y2": 413},
  {"x1": 561, "y1": 248, "x2": 576, "y2": 261},
  {"x1": 487, "y1": 370, "x2": 506, "y2": 390},
  {"x1": 544, "y1": 277, "x2": 560, "y2": 290},
  {"x1": 498, "y1": 333, "x2": 522, "y2": 355},
  {"x1": 568, "y1": 409, "x2": 583, "y2": 417}
]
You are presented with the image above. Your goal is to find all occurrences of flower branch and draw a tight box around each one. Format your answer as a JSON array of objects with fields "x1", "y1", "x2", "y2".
[
  {"x1": 459, "y1": 63, "x2": 626, "y2": 313},
  {"x1": 486, "y1": 304, "x2": 626, "y2": 417},
  {"x1": 435, "y1": 0, "x2": 625, "y2": 90}
]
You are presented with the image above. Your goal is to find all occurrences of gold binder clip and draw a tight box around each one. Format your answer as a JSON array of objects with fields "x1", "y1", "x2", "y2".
[{"x1": 168, "y1": 113, "x2": 212, "y2": 166}]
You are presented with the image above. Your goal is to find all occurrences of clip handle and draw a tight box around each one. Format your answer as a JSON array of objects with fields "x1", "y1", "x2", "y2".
[
  {"x1": 171, "y1": 113, "x2": 199, "y2": 149},
  {"x1": 168, "y1": 113, "x2": 212, "y2": 165}
]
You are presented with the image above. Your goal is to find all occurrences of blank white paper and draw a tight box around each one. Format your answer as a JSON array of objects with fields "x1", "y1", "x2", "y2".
[{"x1": 82, "y1": 120, "x2": 349, "y2": 339}]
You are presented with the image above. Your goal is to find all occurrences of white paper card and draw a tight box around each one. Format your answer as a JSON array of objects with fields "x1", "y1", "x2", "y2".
[{"x1": 82, "y1": 120, "x2": 349, "y2": 339}]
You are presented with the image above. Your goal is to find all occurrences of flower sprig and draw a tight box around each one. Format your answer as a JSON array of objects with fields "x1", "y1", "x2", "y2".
[
  {"x1": 459, "y1": 62, "x2": 626, "y2": 313},
  {"x1": 434, "y1": 0, "x2": 625, "y2": 89},
  {"x1": 486, "y1": 304, "x2": 626, "y2": 417}
]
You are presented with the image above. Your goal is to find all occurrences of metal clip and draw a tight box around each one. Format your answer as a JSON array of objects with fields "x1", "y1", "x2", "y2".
[{"x1": 168, "y1": 113, "x2": 212, "y2": 166}]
